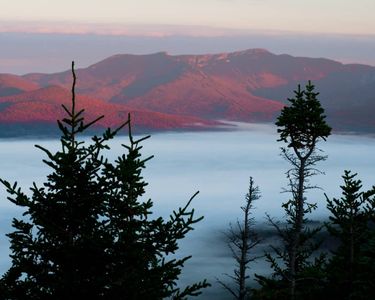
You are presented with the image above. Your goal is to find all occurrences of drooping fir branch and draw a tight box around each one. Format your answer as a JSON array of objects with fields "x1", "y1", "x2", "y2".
[{"x1": 0, "y1": 61, "x2": 209, "y2": 299}]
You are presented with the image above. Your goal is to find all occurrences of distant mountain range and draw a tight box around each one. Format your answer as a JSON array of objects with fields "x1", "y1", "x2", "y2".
[{"x1": 1, "y1": 49, "x2": 375, "y2": 136}]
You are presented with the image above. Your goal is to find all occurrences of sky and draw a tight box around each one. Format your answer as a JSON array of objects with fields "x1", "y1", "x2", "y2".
[
  {"x1": 1, "y1": 0, "x2": 375, "y2": 35},
  {"x1": 1, "y1": 0, "x2": 375, "y2": 74}
]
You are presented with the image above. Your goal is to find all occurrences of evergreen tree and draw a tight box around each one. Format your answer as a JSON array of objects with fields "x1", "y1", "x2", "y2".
[
  {"x1": 218, "y1": 177, "x2": 261, "y2": 300},
  {"x1": 255, "y1": 81, "x2": 331, "y2": 300},
  {"x1": 325, "y1": 172, "x2": 375, "y2": 299},
  {"x1": 0, "y1": 62, "x2": 209, "y2": 299},
  {"x1": 359, "y1": 186, "x2": 375, "y2": 297}
]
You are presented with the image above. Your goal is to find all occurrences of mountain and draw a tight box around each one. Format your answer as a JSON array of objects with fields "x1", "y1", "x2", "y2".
[
  {"x1": 0, "y1": 74, "x2": 40, "y2": 96},
  {"x1": 0, "y1": 86, "x2": 218, "y2": 137},
  {"x1": 1, "y1": 49, "x2": 375, "y2": 136},
  {"x1": 252, "y1": 63, "x2": 375, "y2": 131},
  {"x1": 22, "y1": 50, "x2": 287, "y2": 122}
]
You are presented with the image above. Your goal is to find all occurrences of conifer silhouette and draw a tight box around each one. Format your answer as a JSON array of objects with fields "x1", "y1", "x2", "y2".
[
  {"x1": 255, "y1": 81, "x2": 331, "y2": 300},
  {"x1": 325, "y1": 171, "x2": 375, "y2": 299},
  {"x1": 0, "y1": 62, "x2": 209, "y2": 299},
  {"x1": 218, "y1": 177, "x2": 261, "y2": 300}
]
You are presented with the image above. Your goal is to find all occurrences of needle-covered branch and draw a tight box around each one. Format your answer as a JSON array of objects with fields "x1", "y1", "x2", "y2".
[{"x1": 0, "y1": 62, "x2": 209, "y2": 299}]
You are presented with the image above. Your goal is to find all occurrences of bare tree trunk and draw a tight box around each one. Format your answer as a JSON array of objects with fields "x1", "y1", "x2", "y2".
[
  {"x1": 349, "y1": 212, "x2": 354, "y2": 295},
  {"x1": 290, "y1": 158, "x2": 306, "y2": 300},
  {"x1": 239, "y1": 189, "x2": 251, "y2": 300},
  {"x1": 218, "y1": 177, "x2": 260, "y2": 300}
]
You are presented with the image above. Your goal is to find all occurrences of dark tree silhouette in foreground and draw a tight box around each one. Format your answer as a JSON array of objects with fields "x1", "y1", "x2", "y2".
[
  {"x1": 218, "y1": 177, "x2": 261, "y2": 300},
  {"x1": 0, "y1": 62, "x2": 209, "y2": 300},
  {"x1": 325, "y1": 171, "x2": 375, "y2": 299},
  {"x1": 255, "y1": 81, "x2": 331, "y2": 300}
]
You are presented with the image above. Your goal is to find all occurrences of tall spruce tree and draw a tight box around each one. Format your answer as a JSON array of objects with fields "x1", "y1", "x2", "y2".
[
  {"x1": 255, "y1": 81, "x2": 331, "y2": 300},
  {"x1": 359, "y1": 186, "x2": 375, "y2": 297},
  {"x1": 0, "y1": 62, "x2": 209, "y2": 299},
  {"x1": 325, "y1": 171, "x2": 375, "y2": 299}
]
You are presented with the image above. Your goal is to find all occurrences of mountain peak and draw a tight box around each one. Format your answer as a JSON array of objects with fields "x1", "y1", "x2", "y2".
[
  {"x1": 232, "y1": 48, "x2": 272, "y2": 56},
  {"x1": 8, "y1": 49, "x2": 375, "y2": 135}
]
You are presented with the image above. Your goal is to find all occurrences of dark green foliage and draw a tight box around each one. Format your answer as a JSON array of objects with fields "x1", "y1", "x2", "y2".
[
  {"x1": 256, "y1": 81, "x2": 331, "y2": 300},
  {"x1": 253, "y1": 259, "x2": 327, "y2": 300},
  {"x1": 276, "y1": 81, "x2": 331, "y2": 152},
  {"x1": 326, "y1": 171, "x2": 367, "y2": 263},
  {"x1": 0, "y1": 62, "x2": 209, "y2": 299},
  {"x1": 362, "y1": 186, "x2": 375, "y2": 289},
  {"x1": 325, "y1": 171, "x2": 375, "y2": 299},
  {"x1": 253, "y1": 220, "x2": 327, "y2": 300}
]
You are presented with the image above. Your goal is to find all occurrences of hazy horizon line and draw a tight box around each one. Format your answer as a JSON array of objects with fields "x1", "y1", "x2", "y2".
[
  {"x1": 2, "y1": 27, "x2": 375, "y2": 74},
  {"x1": 2, "y1": 20, "x2": 375, "y2": 38}
]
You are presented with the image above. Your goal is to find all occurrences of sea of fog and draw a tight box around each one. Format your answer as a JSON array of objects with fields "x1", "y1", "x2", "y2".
[{"x1": 0, "y1": 123, "x2": 374, "y2": 299}]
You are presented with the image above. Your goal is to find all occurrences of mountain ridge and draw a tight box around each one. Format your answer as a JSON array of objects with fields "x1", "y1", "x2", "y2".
[{"x1": 1, "y1": 49, "x2": 374, "y2": 136}]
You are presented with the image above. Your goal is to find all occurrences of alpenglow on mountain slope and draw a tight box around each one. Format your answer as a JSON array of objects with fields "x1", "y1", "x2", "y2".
[{"x1": 1, "y1": 49, "x2": 375, "y2": 136}]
